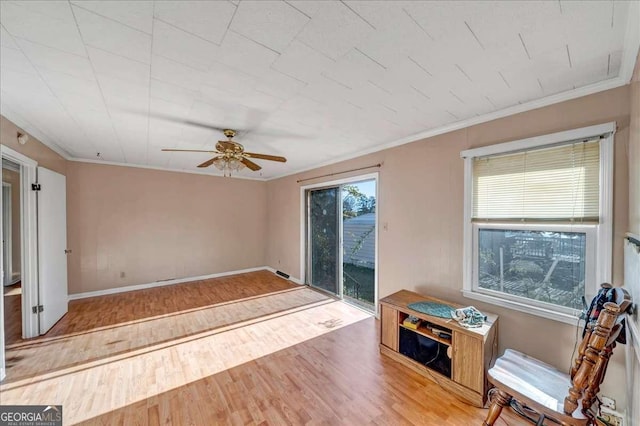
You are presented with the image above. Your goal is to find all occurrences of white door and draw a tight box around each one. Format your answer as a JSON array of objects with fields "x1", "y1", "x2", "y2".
[{"x1": 37, "y1": 167, "x2": 68, "y2": 334}]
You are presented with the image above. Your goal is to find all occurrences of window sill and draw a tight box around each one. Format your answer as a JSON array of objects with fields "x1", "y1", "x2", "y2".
[{"x1": 461, "y1": 290, "x2": 583, "y2": 326}]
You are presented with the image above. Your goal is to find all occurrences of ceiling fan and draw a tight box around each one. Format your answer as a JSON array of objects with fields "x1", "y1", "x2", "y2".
[{"x1": 162, "y1": 129, "x2": 286, "y2": 175}]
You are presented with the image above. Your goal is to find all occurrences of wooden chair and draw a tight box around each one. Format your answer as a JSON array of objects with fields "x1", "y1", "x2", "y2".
[{"x1": 483, "y1": 285, "x2": 632, "y2": 426}]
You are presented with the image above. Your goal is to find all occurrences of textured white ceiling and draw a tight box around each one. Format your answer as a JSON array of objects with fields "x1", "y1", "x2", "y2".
[{"x1": 0, "y1": 1, "x2": 638, "y2": 179}]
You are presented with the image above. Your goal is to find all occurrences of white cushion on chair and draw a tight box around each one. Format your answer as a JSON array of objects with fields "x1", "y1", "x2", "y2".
[{"x1": 488, "y1": 349, "x2": 586, "y2": 418}]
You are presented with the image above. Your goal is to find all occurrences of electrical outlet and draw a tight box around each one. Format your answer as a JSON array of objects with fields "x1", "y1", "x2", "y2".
[
  {"x1": 601, "y1": 395, "x2": 616, "y2": 410},
  {"x1": 599, "y1": 407, "x2": 623, "y2": 426}
]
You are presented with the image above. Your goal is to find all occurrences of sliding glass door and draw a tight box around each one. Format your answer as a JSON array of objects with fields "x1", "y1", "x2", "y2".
[
  {"x1": 341, "y1": 181, "x2": 376, "y2": 311},
  {"x1": 308, "y1": 187, "x2": 340, "y2": 295},
  {"x1": 306, "y1": 178, "x2": 377, "y2": 312}
]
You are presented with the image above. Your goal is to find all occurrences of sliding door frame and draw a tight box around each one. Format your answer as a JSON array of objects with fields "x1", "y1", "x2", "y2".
[
  {"x1": 305, "y1": 185, "x2": 342, "y2": 298},
  {"x1": 299, "y1": 172, "x2": 379, "y2": 315}
]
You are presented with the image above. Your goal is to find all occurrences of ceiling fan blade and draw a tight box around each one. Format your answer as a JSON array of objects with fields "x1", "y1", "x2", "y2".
[
  {"x1": 241, "y1": 158, "x2": 262, "y2": 171},
  {"x1": 162, "y1": 149, "x2": 216, "y2": 153},
  {"x1": 121, "y1": 108, "x2": 308, "y2": 139},
  {"x1": 183, "y1": 119, "x2": 229, "y2": 132},
  {"x1": 197, "y1": 157, "x2": 219, "y2": 168},
  {"x1": 244, "y1": 152, "x2": 287, "y2": 162},
  {"x1": 144, "y1": 111, "x2": 228, "y2": 132}
]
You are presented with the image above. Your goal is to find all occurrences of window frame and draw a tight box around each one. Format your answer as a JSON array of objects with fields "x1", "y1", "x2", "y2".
[
  {"x1": 472, "y1": 223, "x2": 597, "y2": 316},
  {"x1": 461, "y1": 122, "x2": 615, "y2": 324}
]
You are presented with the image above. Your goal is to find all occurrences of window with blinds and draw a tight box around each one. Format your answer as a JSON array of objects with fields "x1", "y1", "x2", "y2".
[
  {"x1": 462, "y1": 123, "x2": 614, "y2": 319},
  {"x1": 472, "y1": 140, "x2": 600, "y2": 224}
]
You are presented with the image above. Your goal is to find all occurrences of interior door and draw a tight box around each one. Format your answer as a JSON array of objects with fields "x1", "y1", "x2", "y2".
[
  {"x1": 37, "y1": 167, "x2": 68, "y2": 334},
  {"x1": 308, "y1": 187, "x2": 340, "y2": 295}
]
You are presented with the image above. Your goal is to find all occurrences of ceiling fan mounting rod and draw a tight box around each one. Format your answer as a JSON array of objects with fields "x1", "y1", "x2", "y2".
[{"x1": 223, "y1": 129, "x2": 236, "y2": 139}]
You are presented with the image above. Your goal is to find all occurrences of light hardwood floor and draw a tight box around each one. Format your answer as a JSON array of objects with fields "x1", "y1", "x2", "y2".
[
  {"x1": 1, "y1": 270, "x2": 524, "y2": 425},
  {"x1": 3, "y1": 281, "x2": 21, "y2": 345}
]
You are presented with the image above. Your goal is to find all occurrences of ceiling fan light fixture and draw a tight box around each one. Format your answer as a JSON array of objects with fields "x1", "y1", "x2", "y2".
[
  {"x1": 212, "y1": 157, "x2": 226, "y2": 170},
  {"x1": 228, "y1": 158, "x2": 244, "y2": 171},
  {"x1": 162, "y1": 128, "x2": 284, "y2": 175}
]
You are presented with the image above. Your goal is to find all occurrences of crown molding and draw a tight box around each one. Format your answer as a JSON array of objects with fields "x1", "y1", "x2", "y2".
[
  {"x1": 5, "y1": 70, "x2": 634, "y2": 184},
  {"x1": 267, "y1": 75, "x2": 631, "y2": 181},
  {"x1": 268, "y1": 10, "x2": 640, "y2": 181},
  {"x1": 3, "y1": 5, "x2": 638, "y2": 183},
  {"x1": 68, "y1": 157, "x2": 268, "y2": 181}
]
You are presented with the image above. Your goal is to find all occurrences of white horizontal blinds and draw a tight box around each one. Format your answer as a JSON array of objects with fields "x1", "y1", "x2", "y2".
[{"x1": 473, "y1": 139, "x2": 600, "y2": 223}]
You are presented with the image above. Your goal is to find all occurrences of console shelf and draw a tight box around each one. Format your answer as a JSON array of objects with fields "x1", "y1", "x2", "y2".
[
  {"x1": 398, "y1": 323, "x2": 452, "y2": 346},
  {"x1": 379, "y1": 290, "x2": 499, "y2": 407}
]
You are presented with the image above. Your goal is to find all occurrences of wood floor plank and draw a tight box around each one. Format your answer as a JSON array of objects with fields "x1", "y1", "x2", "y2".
[
  {"x1": 3, "y1": 282, "x2": 21, "y2": 345},
  {"x1": 53, "y1": 270, "x2": 299, "y2": 338},
  {"x1": 75, "y1": 313, "x2": 526, "y2": 426},
  {"x1": 1, "y1": 271, "x2": 525, "y2": 425},
  {"x1": 3, "y1": 273, "x2": 315, "y2": 383}
]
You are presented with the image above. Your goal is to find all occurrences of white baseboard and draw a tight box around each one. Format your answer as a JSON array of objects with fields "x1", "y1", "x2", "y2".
[
  {"x1": 68, "y1": 266, "x2": 297, "y2": 301},
  {"x1": 290, "y1": 276, "x2": 303, "y2": 285},
  {"x1": 263, "y1": 266, "x2": 303, "y2": 285}
]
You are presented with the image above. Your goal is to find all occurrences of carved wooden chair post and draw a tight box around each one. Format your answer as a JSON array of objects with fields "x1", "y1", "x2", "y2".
[
  {"x1": 563, "y1": 302, "x2": 619, "y2": 417},
  {"x1": 482, "y1": 285, "x2": 631, "y2": 426}
]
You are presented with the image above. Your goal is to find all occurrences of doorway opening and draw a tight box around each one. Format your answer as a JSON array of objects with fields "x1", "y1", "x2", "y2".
[
  {"x1": 304, "y1": 174, "x2": 378, "y2": 314},
  {"x1": 1, "y1": 145, "x2": 40, "y2": 381},
  {"x1": 2, "y1": 159, "x2": 22, "y2": 345}
]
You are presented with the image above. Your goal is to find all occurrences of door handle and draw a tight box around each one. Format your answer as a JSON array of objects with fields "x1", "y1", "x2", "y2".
[{"x1": 64, "y1": 249, "x2": 72, "y2": 254}]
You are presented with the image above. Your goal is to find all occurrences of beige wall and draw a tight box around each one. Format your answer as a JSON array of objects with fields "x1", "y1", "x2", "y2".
[
  {"x1": 2, "y1": 115, "x2": 270, "y2": 296},
  {"x1": 266, "y1": 85, "x2": 631, "y2": 406},
  {"x1": 2, "y1": 168, "x2": 20, "y2": 277},
  {"x1": 66, "y1": 162, "x2": 268, "y2": 295},
  {"x1": 1, "y1": 114, "x2": 66, "y2": 280},
  {"x1": 0, "y1": 115, "x2": 67, "y2": 175}
]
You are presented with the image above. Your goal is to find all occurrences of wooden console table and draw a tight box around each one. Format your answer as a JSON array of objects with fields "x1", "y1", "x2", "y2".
[{"x1": 379, "y1": 290, "x2": 498, "y2": 407}]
